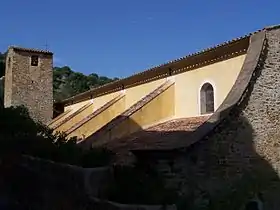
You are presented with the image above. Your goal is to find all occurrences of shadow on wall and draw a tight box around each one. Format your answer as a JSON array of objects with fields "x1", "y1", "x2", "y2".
[
  {"x1": 0, "y1": 110, "x2": 279, "y2": 209},
  {"x1": 53, "y1": 102, "x2": 64, "y2": 119},
  {"x1": 129, "y1": 113, "x2": 280, "y2": 210},
  {"x1": 0, "y1": 160, "x2": 95, "y2": 210},
  {"x1": 128, "y1": 31, "x2": 280, "y2": 209}
]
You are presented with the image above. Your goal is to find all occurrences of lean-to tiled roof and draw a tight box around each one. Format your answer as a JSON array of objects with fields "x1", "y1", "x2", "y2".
[{"x1": 92, "y1": 115, "x2": 210, "y2": 151}]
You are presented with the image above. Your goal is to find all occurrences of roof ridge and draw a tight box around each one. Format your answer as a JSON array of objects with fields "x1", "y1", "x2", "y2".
[
  {"x1": 264, "y1": 24, "x2": 280, "y2": 30},
  {"x1": 9, "y1": 46, "x2": 53, "y2": 55}
]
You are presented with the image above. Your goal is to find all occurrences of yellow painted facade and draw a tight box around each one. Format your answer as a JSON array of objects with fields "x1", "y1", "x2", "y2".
[
  {"x1": 174, "y1": 54, "x2": 246, "y2": 118},
  {"x1": 124, "y1": 79, "x2": 165, "y2": 109},
  {"x1": 51, "y1": 53, "x2": 247, "y2": 141},
  {"x1": 67, "y1": 95, "x2": 126, "y2": 139},
  {"x1": 55, "y1": 103, "x2": 94, "y2": 133},
  {"x1": 49, "y1": 108, "x2": 77, "y2": 129},
  {"x1": 48, "y1": 109, "x2": 71, "y2": 127},
  {"x1": 57, "y1": 92, "x2": 120, "y2": 134},
  {"x1": 97, "y1": 84, "x2": 175, "y2": 142},
  {"x1": 50, "y1": 100, "x2": 90, "y2": 129},
  {"x1": 64, "y1": 92, "x2": 119, "y2": 112},
  {"x1": 65, "y1": 100, "x2": 89, "y2": 112}
]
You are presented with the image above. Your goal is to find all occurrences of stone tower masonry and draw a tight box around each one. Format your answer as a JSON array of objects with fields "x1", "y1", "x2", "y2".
[{"x1": 4, "y1": 46, "x2": 53, "y2": 124}]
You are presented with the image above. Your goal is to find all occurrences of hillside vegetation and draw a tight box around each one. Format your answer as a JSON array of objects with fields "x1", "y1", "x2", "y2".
[
  {"x1": 0, "y1": 52, "x2": 5, "y2": 78},
  {"x1": 0, "y1": 52, "x2": 118, "y2": 102},
  {"x1": 53, "y1": 66, "x2": 118, "y2": 101}
]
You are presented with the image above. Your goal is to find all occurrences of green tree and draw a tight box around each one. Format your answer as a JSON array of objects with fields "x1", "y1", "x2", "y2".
[
  {"x1": 53, "y1": 66, "x2": 119, "y2": 101},
  {"x1": 0, "y1": 52, "x2": 5, "y2": 77},
  {"x1": 0, "y1": 105, "x2": 114, "y2": 167}
]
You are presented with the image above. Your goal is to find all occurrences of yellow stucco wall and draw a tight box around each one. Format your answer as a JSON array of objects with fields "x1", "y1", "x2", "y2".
[
  {"x1": 55, "y1": 92, "x2": 120, "y2": 133},
  {"x1": 49, "y1": 109, "x2": 77, "y2": 129},
  {"x1": 48, "y1": 110, "x2": 71, "y2": 127},
  {"x1": 124, "y1": 79, "x2": 165, "y2": 109},
  {"x1": 67, "y1": 95, "x2": 126, "y2": 139},
  {"x1": 92, "y1": 92, "x2": 120, "y2": 111},
  {"x1": 65, "y1": 92, "x2": 119, "y2": 112},
  {"x1": 50, "y1": 100, "x2": 90, "y2": 129},
  {"x1": 98, "y1": 84, "x2": 175, "y2": 142},
  {"x1": 55, "y1": 54, "x2": 246, "y2": 140},
  {"x1": 55, "y1": 103, "x2": 94, "y2": 133},
  {"x1": 174, "y1": 54, "x2": 246, "y2": 118},
  {"x1": 65, "y1": 100, "x2": 89, "y2": 112}
]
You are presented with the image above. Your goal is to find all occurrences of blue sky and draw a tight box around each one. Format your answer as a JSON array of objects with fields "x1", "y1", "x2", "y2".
[{"x1": 0, "y1": 0, "x2": 279, "y2": 78}]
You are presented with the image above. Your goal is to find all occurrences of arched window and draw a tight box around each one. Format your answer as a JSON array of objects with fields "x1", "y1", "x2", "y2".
[{"x1": 200, "y1": 82, "x2": 214, "y2": 114}]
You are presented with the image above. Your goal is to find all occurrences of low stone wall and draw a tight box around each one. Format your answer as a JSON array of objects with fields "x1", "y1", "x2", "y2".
[
  {"x1": 16, "y1": 155, "x2": 178, "y2": 209},
  {"x1": 19, "y1": 155, "x2": 111, "y2": 197}
]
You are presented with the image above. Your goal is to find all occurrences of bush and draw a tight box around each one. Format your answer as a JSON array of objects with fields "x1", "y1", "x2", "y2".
[{"x1": 0, "y1": 105, "x2": 114, "y2": 167}]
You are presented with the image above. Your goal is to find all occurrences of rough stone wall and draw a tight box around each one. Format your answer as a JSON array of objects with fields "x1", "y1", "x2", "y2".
[
  {"x1": 4, "y1": 50, "x2": 14, "y2": 107},
  {"x1": 5, "y1": 155, "x2": 111, "y2": 209},
  {"x1": 150, "y1": 28, "x2": 280, "y2": 210},
  {"x1": 6, "y1": 155, "x2": 177, "y2": 210},
  {"x1": 4, "y1": 48, "x2": 53, "y2": 124}
]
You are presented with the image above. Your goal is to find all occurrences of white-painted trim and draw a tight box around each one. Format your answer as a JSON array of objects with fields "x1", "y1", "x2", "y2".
[{"x1": 198, "y1": 80, "x2": 217, "y2": 115}]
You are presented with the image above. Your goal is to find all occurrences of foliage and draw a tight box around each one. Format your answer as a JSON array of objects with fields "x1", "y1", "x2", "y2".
[
  {"x1": 101, "y1": 164, "x2": 178, "y2": 205},
  {"x1": 53, "y1": 66, "x2": 119, "y2": 101},
  {"x1": 0, "y1": 105, "x2": 114, "y2": 167},
  {"x1": 0, "y1": 52, "x2": 5, "y2": 77}
]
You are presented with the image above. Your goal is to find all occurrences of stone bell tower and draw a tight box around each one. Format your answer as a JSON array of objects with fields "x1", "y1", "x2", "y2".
[{"x1": 4, "y1": 46, "x2": 53, "y2": 124}]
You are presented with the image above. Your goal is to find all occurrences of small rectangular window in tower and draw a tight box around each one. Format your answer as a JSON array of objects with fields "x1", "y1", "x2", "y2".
[{"x1": 31, "y1": 55, "x2": 39, "y2": 66}]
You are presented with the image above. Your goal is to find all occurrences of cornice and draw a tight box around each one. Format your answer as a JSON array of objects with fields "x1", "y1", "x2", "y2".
[{"x1": 60, "y1": 28, "x2": 264, "y2": 107}]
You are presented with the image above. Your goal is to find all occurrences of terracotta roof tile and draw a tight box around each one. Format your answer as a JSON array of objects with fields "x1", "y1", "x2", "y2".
[
  {"x1": 9, "y1": 46, "x2": 53, "y2": 55},
  {"x1": 92, "y1": 115, "x2": 210, "y2": 152}
]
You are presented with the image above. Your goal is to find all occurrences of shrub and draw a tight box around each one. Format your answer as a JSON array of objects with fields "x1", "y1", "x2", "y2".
[{"x1": 0, "y1": 105, "x2": 114, "y2": 167}]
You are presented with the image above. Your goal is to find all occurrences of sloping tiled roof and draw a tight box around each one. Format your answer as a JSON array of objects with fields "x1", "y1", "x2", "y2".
[
  {"x1": 9, "y1": 46, "x2": 53, "y2": 55},
  {"x1": 60, "y1": 28, "x2": 260, "y2": 106},
  {"x1": 92, "y1": 115, "x2": 210, "y2": 151}
]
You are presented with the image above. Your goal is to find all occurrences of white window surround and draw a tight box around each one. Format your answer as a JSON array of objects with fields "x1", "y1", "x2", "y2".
[{"x1": 198, "y1": 80, "x2": 217, "y2": 116}]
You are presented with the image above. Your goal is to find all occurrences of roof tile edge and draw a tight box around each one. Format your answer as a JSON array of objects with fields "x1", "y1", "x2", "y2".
[
  {"x1": 60, "y1": 27, "x2": 266, "y2": 106},
  {"x1": 9, "y1": 46, "x2": 53, "y2": 55}
]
